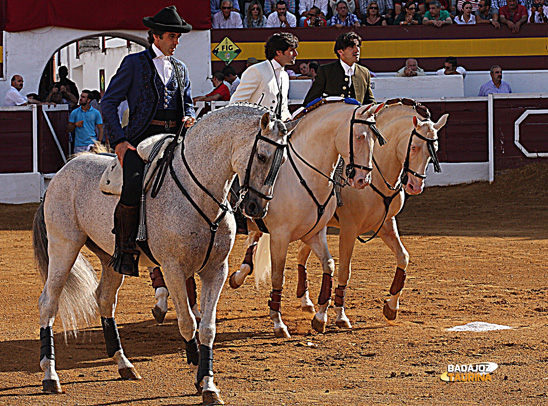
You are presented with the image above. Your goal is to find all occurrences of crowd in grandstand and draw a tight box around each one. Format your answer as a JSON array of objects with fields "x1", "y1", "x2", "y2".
[{"x1": 211, "y1": 0, "x2": 547, "y2": 28}]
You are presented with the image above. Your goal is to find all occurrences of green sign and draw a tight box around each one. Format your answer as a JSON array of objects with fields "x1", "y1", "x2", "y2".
[{"x1": 213, "y1": 37, "x2": 241, "y2": 64}]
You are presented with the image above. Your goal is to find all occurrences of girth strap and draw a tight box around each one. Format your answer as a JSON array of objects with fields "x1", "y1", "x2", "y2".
[
  {"x1": 287, "y1": 146, "x2": 335, "y2": 238},
  {"x1": 357, "y1": 183, "x2": 402, "y2": 244}
]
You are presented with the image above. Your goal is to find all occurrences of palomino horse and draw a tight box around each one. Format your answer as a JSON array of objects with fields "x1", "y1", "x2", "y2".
[
  {"x1": 295, "y1": 100, "x2": 449, "y2": 330},
  {"x1": 227, "y1": 100, "x2": 386, "y2": 338},
  {"x1": 32, "y1": 103, "x2": 297, "y2": 405}
]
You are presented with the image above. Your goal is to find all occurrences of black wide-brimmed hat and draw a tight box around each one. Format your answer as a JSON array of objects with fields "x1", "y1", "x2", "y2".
[{"x1": 143, "y1": 6, "x2": 192, "y2": 33}]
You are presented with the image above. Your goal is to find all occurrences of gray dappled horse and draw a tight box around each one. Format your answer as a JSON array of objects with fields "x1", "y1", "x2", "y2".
[{"x1": 33, "y1": 103, "x2": 297, "y2": 405}]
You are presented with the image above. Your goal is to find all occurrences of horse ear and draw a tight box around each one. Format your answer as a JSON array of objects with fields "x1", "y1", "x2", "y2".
[
  {"x1": 260, "y1": 112, "x2": 271, "y2": 132},
  {"x1": 374, "y1": 102, "x2": 385, "y2": 115},
  {"x1": 284, "y1": 117, "x2": 301, "y2": 134},
  {"x1": 434, "y1": 113, "x2": 449, "y2": 130},
  {"x1": 413, "y1": 115, "x2": 418, "y2": 128}
]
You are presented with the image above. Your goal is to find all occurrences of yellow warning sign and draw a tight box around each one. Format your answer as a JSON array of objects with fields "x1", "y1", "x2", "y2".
[{"x1": 212, "y1": 37, "x2": 241, "y2": 64}]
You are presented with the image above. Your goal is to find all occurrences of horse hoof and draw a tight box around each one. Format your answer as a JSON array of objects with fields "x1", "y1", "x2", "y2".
[
  {"x1": 274, "y1": 327, "x2": 291, "y2": 338},
  {"x1": 195, "y1": 382, "x2": 203, "y2": 395},
  {"x1": 42, "y1": 379, "x2": 63, "y2": 394},
  {"x1": 301, "y1": 305, "x2": 315, "y2": 314},
  {"x1": 203, "y1": 390, "x2": 225, "y2": 405},
  {"x1": 228, "y1": 272, "x2": 242, "y2": 289},
  {"x1": 336, "y1": 319, "x2": 352, "y2": 329},
  {"x1": 311, "y1": 317, "x2": 326, "y2": 334},
  {"x1": 119, "y1": 367, "x2": 142, "y2": 380},
  {"x1": 152, "y1": 305, "x2": 167, "y2": 324},
  {"x1": 383, "y1": 300, "x2": 398, "y2": 321}
]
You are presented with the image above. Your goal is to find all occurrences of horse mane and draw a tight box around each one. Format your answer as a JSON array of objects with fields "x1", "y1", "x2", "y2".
[
  {"x1": 197, "y1": 102, "x2": 274, "y2": 125},
  {"x1": 291, "y1": 97, "x2": 362, "y2": 121}
]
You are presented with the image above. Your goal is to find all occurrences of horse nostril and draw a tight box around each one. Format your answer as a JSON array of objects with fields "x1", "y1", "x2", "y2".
[{"x1": 246, "y1": 200, "x2": 258, "y2": 217}]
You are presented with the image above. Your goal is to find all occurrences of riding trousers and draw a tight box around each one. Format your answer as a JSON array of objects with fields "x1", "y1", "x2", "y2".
[{"x1": 119, "y1": 124, "x2": 177, "y2": 206}]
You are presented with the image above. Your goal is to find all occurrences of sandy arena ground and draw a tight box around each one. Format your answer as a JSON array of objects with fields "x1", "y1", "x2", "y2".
[{"x1": 0, "y1": 163, "x2": 547, "y2": 405}]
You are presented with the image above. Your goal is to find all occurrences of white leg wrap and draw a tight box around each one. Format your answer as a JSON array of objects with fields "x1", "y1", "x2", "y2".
[
  {"x1": 113, "y1": 350, "x2": 134, "y2": 369},
  {"x1": 155, "y1": 287, "x2": 169, "y2": 313},
  {"x1": 315, "y1": 303, "x2": 329, "y2": 324},
  {"x1": 386, "y1": 293, "x2": 401, "y2": 311},
  {"x1": 202, "y1": 375, "x2": 219, "y2": 393},
  {"x1": 40, "y1": 358, "x2": 59, "y2": 382},
  {"x1": 300, "y1": 290, "x2": 315, "y2": 310}
]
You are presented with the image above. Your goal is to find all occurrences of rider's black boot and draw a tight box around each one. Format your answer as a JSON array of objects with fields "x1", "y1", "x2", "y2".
[{"x1": 112, "y1": 203, "x2": 140, "y2": 277}]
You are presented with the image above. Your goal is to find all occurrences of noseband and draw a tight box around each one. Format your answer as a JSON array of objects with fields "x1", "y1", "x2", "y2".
[
  {"x1": 240, "y1": 128, "x2": 287, "y2": 203},
  {"x1": 401, "y1": 127, "x2": 441, "y2": 185},
  {"x1": 346, "y1": 106, "x2": 387, "y2": 179}
]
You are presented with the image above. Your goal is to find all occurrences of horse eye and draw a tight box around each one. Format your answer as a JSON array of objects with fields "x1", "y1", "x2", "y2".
[{"x1": 257, "y1": 153, "x2": 267, "y2": 163}]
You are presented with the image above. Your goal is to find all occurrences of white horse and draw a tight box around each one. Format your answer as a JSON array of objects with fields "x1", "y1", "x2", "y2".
[
  {"x1": 295, "y1": 100, "x2": 449, "y2": 330},
  {"x1": 32, "y1": 103, "x2": 298, "y2": 405},
  {"x1": 227, "y1": 100, "x2": 386, "y2": 338}
]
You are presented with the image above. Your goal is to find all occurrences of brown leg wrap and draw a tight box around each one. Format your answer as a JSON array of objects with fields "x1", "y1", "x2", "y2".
[
  {"x1": 296, "y1": 264, "x2": 309, "y2": 298},
  {"x1": 334, "y1": 285, "x2": 347, "y2": 308},
  {"x1": 149, "y1": 267, "x2": 167, "y2": 289},
  {"x1": 268, "y1": 289, "x2": 282, "y2": 313},
  {"x1": 318, "y1": 273, "x2": 333, "y2": 306},
  {"x1": 389, "y1": 267, "x2": 407, "y2": 295},
  {"x1": 242, "y1": 242, "x2": 258, "y2": 275},
  {"x1": 186, "y1": 276, "x2": 198, "y2": 309}
]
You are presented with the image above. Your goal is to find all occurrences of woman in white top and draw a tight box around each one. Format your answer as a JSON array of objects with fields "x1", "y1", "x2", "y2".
[{"x1": 454, "y1": 1, "x2": 477, "y2": 23}]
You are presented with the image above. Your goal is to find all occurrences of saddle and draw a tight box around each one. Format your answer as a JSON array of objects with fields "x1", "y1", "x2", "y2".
[{"x1": 99, "y1": 134, "x2": 176, "y2": 196}]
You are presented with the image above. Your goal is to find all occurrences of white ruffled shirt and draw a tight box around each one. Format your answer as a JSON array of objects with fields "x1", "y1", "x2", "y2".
[{"x1": 151, "y1": 43, "x2": 173, "y2": 85}]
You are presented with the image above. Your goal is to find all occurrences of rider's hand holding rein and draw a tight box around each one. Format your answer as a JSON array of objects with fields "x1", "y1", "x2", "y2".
[{"x1": 115, "y1": 117, "x2": 195, "y2": 167}]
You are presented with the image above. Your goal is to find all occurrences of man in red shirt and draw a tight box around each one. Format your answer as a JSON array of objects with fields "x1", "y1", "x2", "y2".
[
  {"x1": 193, "y1": 71, "x2": 230, "y2": 102},
  {"x1": 499, "y1": 0, "x2": 528, "y2": 32}
]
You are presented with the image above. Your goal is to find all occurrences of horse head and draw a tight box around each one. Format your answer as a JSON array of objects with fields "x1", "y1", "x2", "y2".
[
  {"x1": 340, "y1": 103, "x2": 386, "y2": 190},
  {"x1": 401, "y1": 113, "x2": 449, "y2": 195},
  {"x1": 235, "y1": 111, "x2": 300, "y2": 218}
]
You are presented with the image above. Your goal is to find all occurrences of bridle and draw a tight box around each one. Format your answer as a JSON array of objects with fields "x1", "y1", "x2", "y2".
[
  {"x1": 400, "y1": 126, "x2": 441, "y2": 185},
  {"x1": 346, "y1": 105, "x2": 387, "y2": 179},
  {"x1": 239, "y1": 127, "x2": 287, "y2": 205}
]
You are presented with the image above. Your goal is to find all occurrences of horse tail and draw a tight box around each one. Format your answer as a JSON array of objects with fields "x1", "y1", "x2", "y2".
[
  {"x1": 33, "y1": 201, "x2": 99, "y2": 334},
  {"x1": 253, "y1": 233, "x2": 272, "y2": 289}
]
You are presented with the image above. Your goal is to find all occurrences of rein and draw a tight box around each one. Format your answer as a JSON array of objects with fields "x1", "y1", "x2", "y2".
[
  {"x1": 152, "y1": 123, "x2": 285, "y2": 272},
  {"x1": 357, "y1": 123, "x2": 441, "y2": 244}
]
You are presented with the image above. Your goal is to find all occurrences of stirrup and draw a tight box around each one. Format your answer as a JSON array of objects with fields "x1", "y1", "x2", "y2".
[{"x1": 113, "y1": 249, "x2": 141, "y2": 277}]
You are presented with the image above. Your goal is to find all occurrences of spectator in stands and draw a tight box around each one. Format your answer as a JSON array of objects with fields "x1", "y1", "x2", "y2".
[
  {"x1": 436, "y1": 56, "x2": 467, "y2": 76},
  {"x1": 222, "y1": 65, "x2": 241, "y2": 94},
  {"x1": 266, "y1": 1, "x2": 298, "y2": 26},
  {"x1": 457, "y1": 0, "x2": 481, "y2": 11},
  {"x1": 213, "y1": 0, "x2": 244, "y2": 28},
  {"x1": 45, "y1": 84, "x2": 77, "y2": 109},
  {"x1": 244, "y1": 0, "x2": 268, "y2": 27},
  {"x1": 211, "y1": 0, "x2": 240, "y2": 16},
  {"x1": 394, "y1": 0, "x2": 426, "y2": 17},
  {"x1": 298, "y1": 0, "x2": 328, "y2": 26},
  {"x1": 193, "y1": 72, "x2": 231, "y2": 102},
  {"x1": 394, "y1": 1, "x2": 422, "y2": 24},
  {"x1": 478, "y1": 65, "x2": 512, "y2": 95},
  {"x1": 246, "y1": 57, "x2": 259, "y2": 67},
  {"x1": 330, "y1": 1, "x2": 362, "y2": 26},
  {"x1": 303, "y1": 6, "x2": 329, "y2": 25},
  {"x1": 4, "y1": 75, "x2": 42, "y2": 106},
  {"x1": 308, "y1": 61, "x2": 320, "y2": 81},
  {"x1": 362, "y1": 1, "x2": 389, "y2": 24},
  {"x1": 396, "y1": 58, "x2": 427, "y2": 76},
  {"x1": 499, "y1": 0, "x2": 528, "y2": 31},
  {"x1": 492, "y1": 0, "x2": 525, "y2": 10},
  {"x1": 476, "y1": 0, "x2": 501, "y2": 27},
  {"x1": 331, "y1": 0, "x2": 358, "y2": 16},
  {"x1": 298, "y1": 62, "x2": 311, "y2": 77},
  {"x1": 424, "y1": 0, "x2": 453, "y2": 25},
  {"x1": 528, "y1": 0, "x2": 548, "y2": 22},
  {"x1": 264, "y1": 0, "x2": 296, "y2": 14},
  {"x1": 55, "y1": 66, "x2": 79, "y2": 101},
  {"x1": 455, "y1": 1, "x2": 477, "y2": 22},
  {"x1": 68, "y1": 89, "x2": 104, "y2": 153}
]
